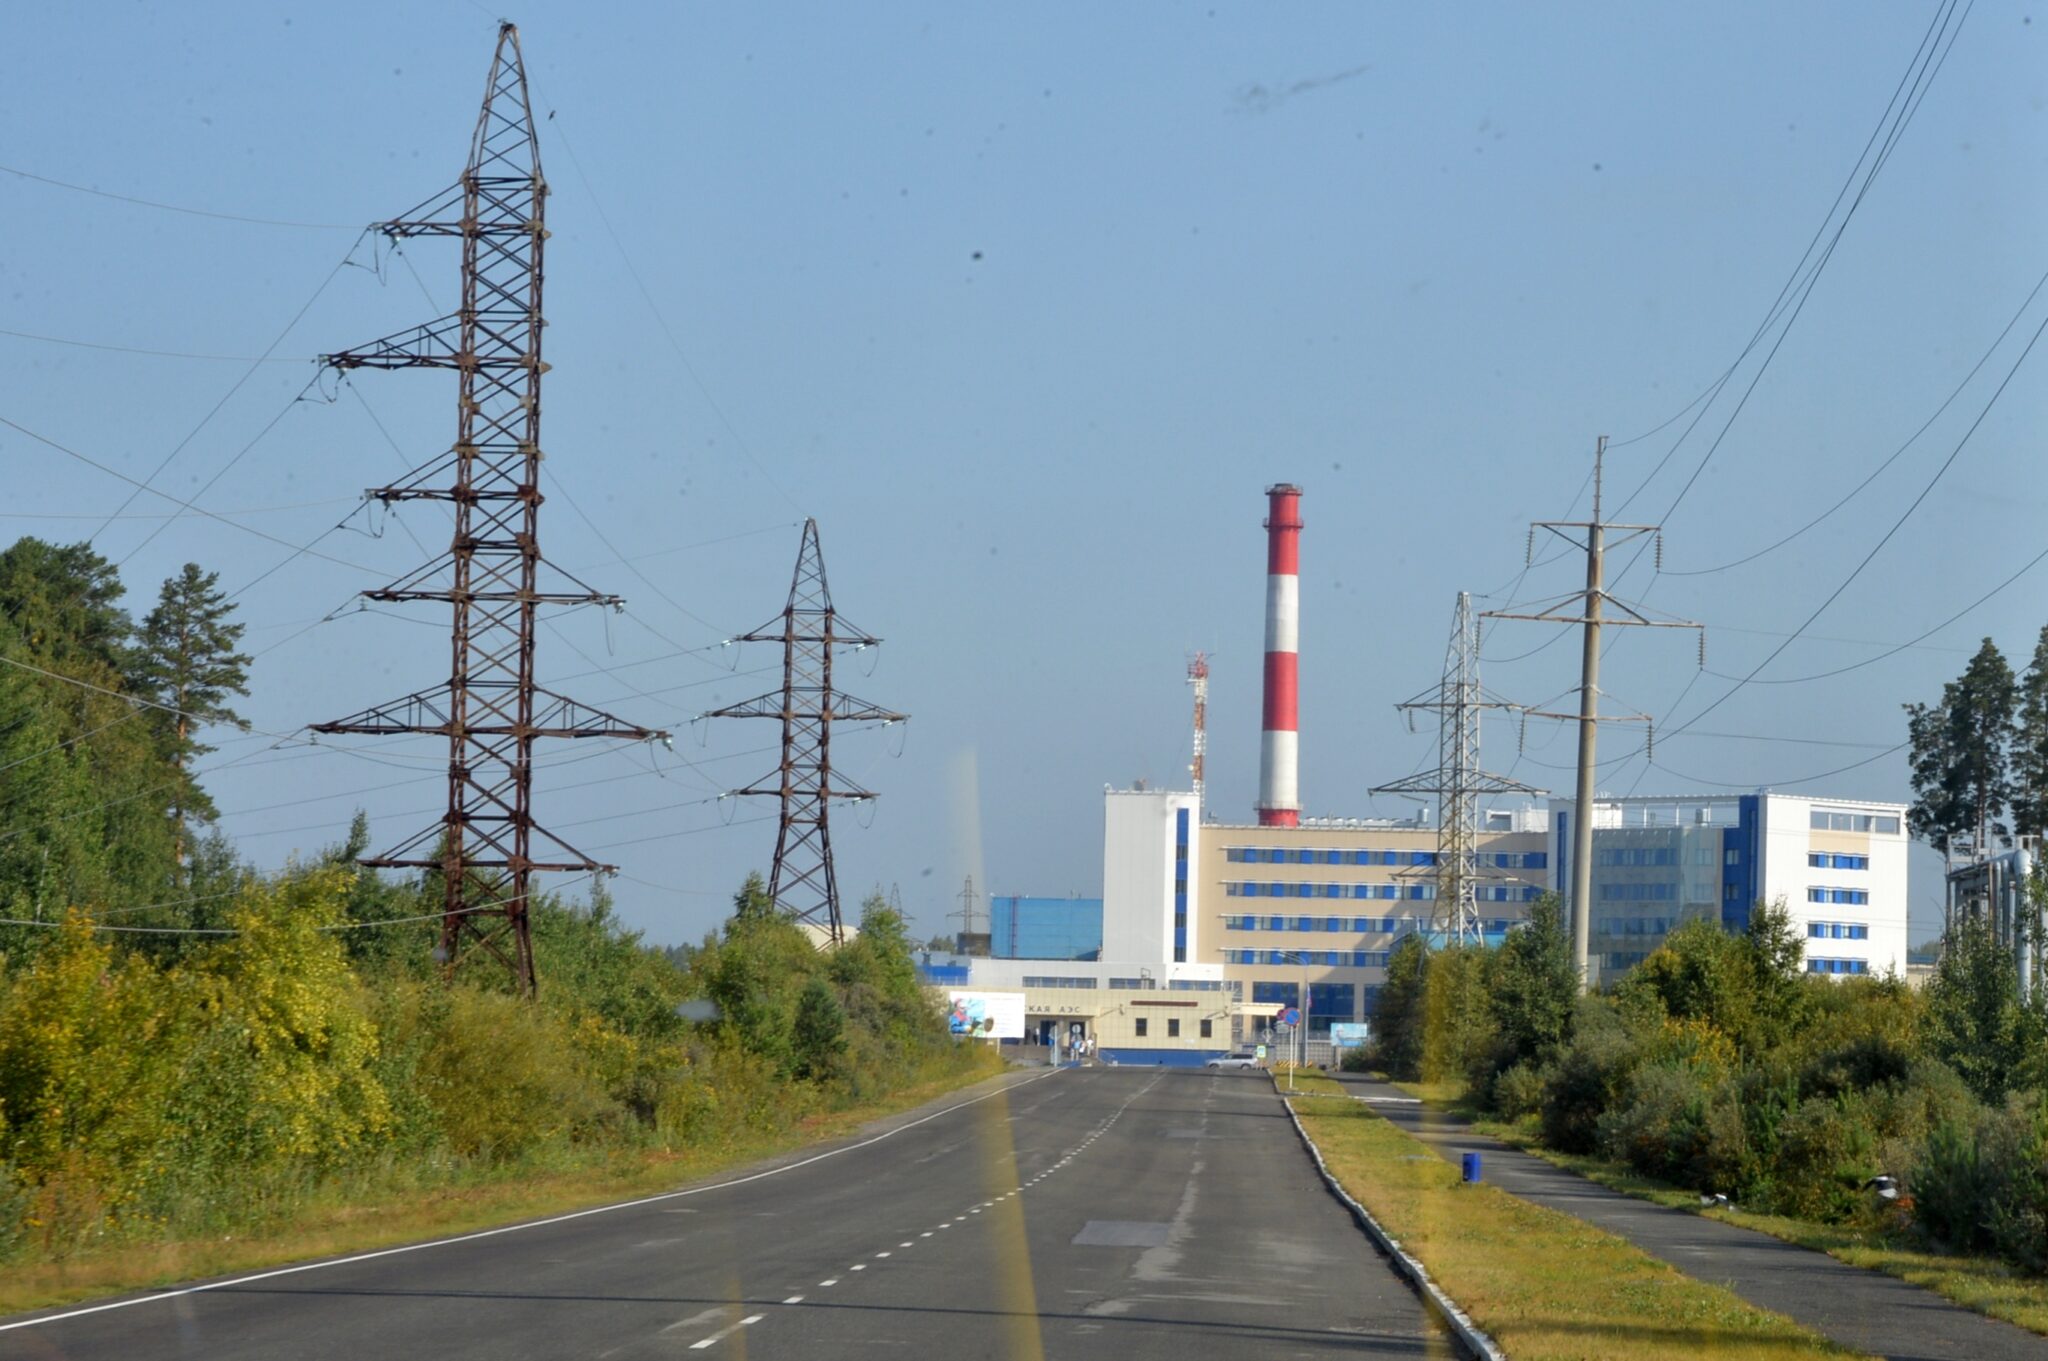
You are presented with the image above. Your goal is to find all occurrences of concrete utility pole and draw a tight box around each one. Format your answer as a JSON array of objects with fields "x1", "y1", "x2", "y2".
[{"x1": 1483, "y1": 438, "x2": 1701, "y2": 990}]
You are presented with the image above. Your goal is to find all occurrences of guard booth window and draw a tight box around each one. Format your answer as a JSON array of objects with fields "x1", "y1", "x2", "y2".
[
  {"x1": 1134, "y1": 1018, "x2": 1148, "y2": 1038},
  {"x1": 1199, "y1": 1018, "x2": 1213, "y2": 1039},
  {"x1": 1167, "y1": 1018, "x2": 1180, "y2": 1038}
]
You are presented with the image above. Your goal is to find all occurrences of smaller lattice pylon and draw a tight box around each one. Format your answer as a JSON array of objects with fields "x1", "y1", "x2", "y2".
[
  {"x1": 1372, "y1": 592, "x2": 1543, "y2": 945},
  {"x1": 707, "y1": 519, "x2": 906, "y2": 943}
]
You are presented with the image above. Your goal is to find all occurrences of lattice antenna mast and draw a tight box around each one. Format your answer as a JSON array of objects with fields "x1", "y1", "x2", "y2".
[
  {"x1": 1187, "y1": 652, "x2": 1210, "y2": 812},
  {"x1": 313, "y1": 25, "x2": 667, "y2": 997},
  {"x1": 708, "y1": 519, "x2": 906, "y2": 944},
  {"x1": 1372, "y1": 592, "x2": 1543, "y2": 944}
]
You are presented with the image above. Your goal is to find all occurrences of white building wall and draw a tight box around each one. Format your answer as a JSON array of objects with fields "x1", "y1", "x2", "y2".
[
  {"x1": 1760, "y1": 794, "x2": 1909, "y2": 979},
  {"x1": 1100, "y1": 788, "x2": 1197, "y2": 974}
]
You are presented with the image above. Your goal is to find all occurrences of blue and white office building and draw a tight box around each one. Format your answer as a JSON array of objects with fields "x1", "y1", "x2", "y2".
[{"x1": 1550, "y1": 793, "x2": 1910, "y2": 983}]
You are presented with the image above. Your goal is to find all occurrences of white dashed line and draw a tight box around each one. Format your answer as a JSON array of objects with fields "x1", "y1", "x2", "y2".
[
  {"x1": 689, "y1": 1315, "x2": 763, "y2": 1350},
  {"x1": 783, "y1": 1295, "x2": 804, "y2": 1305},
  {"x1": 851, "y1": 1264, "x2": 867, "y2": 1271},
  {"x1": 920, "y1": 1232, "x2": 933, "y2": 1238},
  {"x1": 875, "y1": 1251, "x2": 891, "y2": 1259},
  {"x1": 899, "y1": 1241, "x2": 914, "y2": 1248},
  {"x1": 820, "y1": 1278, "x2": 838, "y2": 1287}
]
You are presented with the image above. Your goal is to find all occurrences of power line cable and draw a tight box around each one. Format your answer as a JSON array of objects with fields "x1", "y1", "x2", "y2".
[
  {"x1": 0, "y1": 161, "x2": 361, "y2": 230},
  {"x1": 533, "y1": 97, "x2": 805, "y2": 516},
  {"x1": 1660, "y1": 299, "x2": 2048, "y2": 740},
  {"x1": 0, "y1": 326, "x2": 313, "y2": 363},
  {"x1": 1663, "y1": 263, "x2": 2048, "y2": 578},
  {"x1": 0, "y1": 412, "x2": 380, "y2": 574},
  {"x1": 86, "y1": 235, "x2": 368, "y2": 543}
]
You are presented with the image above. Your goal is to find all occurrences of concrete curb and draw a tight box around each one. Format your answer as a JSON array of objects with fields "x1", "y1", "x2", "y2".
[{"x1": 1280, "y1": 1093, "x2": 1509, "y2": 1361}]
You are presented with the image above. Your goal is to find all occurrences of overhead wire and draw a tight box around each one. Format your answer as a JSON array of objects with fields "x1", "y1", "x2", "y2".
[
  {"x1": 531, "y1": 90, "x2": 805, "y2": 516},
  {"x1": 1663, "y1": 262, "x2": 2048, "y2": 578},
  {"x1": 0, "y1": 326, "x2": 312, "y2": 363},
  {"x1": 1608, "y1": 0, "x2": 1969, "y2": 525},
  {"x1": 0, "y1": 161, "x2": 361, "y2": 230},
  {"x1": 85, "y1": 233, "x2": 369, "y2": 543},
  {"x1": 0, "y1": 412, "x2": 380, "y2": 575},
  {"x1": 1657, "y1": 295, "x2": 2048, "y2": 742}
]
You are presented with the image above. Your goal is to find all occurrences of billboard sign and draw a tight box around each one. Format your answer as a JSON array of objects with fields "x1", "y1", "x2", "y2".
[
  {"x1": 1330, "y1": 1022, "x2": 1372, "y2": 1050},
  {"x1": 947, "y1": 990, "x2": 1026, "y2": 1040}
]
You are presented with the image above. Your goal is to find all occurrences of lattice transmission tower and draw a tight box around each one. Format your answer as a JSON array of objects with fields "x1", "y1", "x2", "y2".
[
  {"x1": 1372, "y1": 592, "x2": 1543, "y2": 944},
  {"x1": 313, "y1": 25, "x2": 666, "y2": 996},
  {"x1": 708, "y1": 519, "x2": 906, "y2": 944}
]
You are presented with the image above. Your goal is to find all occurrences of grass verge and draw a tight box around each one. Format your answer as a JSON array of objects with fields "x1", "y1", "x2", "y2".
[
  {"x1": 1289, "y1": 1092, "x2": 1864, "y2": 1359},
  {"x1": 0, "y1": 1054, "x2": 1011, "y2": 1319},
  {"x1": 1468, "y1": 1111, "x2": 2048, "y2": 1339}
]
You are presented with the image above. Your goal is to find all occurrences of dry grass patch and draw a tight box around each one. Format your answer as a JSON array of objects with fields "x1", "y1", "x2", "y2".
[{"x1": 1292, "y1": 1096, "x2": 1865, "y2": 1360}]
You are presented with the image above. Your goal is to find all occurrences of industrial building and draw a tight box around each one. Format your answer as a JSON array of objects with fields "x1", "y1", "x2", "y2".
[
  {"x1": 923, "y1": 482, "x2": 1916, "y2": 1062},
  {"x1": 1552, "y1": 793, "x2": 1911, "y2": 981}
]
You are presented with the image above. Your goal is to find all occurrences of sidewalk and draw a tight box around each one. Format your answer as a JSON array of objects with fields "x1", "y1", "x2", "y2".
[{"x1": 1331, "y1": 1072, "x2": 2048, "y2": 1361}]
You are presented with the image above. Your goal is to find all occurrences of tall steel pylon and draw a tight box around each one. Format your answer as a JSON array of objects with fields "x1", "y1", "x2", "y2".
[
  {"x1": 708, "y1": 520, "x2": 906, "y2": 944},
  {"x1": 1372, "y1": 593, "x2": 1542, "y2": 944},
  {"x1": 313, "y1": 25, "x2": 666, "y2": 997},
  {"x1": 1187, "y1": 652, "x2": 1210, "y2": 811}
]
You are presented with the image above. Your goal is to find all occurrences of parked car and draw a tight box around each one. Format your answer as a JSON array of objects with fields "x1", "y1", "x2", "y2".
[{"x1": 1205, "y1": 1051, "x2": 1263, "y2": 1070}]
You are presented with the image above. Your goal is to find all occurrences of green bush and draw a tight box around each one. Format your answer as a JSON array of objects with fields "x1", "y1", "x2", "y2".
[
  {"x1": 1491, "y1": 1061, "x2": 1549, "y2": 1121},
  {"x1": 1912, "y1": 1091, "x2": 2048, "y2": 1272},
  {"x1": 1541, "y1": 1007, "x2": 1639, "y2": 1154},
  {"x1": 1768, "y1": 1095, "x2": 1879, "y2": 1222},
  {"x1": 1598, "y1": 1063, "x2": 1708, "y2": 1182}
]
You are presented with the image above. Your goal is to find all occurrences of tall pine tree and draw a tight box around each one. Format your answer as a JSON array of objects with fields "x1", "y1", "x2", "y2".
[
  {"x1": 132, "y1": 564, "x2": 250, "y2": 866},
  {"x1": 2010, "y1": 624, "x2": 2048, "y2": 840},
  {"x1": 1905, "y1": 637, "x2": 2017, "y2": 857}
]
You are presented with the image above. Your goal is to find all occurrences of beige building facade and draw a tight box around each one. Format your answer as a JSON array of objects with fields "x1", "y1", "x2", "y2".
[{"x1": 1199, "y1": 817, "x2": 1550, "y2": 1032}]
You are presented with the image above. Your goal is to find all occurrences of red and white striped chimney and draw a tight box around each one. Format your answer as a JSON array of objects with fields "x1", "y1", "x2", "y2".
[{"x1": 1258, "y1": 483, "x2": 1302, "y2": 827}]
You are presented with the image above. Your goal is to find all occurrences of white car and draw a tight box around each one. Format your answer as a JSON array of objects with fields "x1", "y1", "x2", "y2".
[{"x1": 1204, "y1": 1052, "x2": 1263, "y2": 1070}]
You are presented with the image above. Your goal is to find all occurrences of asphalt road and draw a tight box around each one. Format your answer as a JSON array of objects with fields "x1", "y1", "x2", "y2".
[{"x1": 0, "y1": 1068, "x2": 1451, "y2": 1360}]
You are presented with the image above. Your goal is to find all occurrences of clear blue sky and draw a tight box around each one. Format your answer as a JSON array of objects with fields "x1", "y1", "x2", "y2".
[{"x1": 3, "y1": 3, "x2": 2042, "y2": 946}]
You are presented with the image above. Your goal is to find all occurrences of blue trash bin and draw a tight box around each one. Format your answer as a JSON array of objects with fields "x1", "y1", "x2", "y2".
[{"x1": 1460, "y1": 1152, "x2": 1483, "y2": 1184}]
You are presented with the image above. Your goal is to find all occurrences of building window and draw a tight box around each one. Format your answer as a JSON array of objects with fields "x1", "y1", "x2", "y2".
[
  {"x1": 1810, "y1": 810, "x2": 1902, "y2": 835},
  {"x1": 1135, "y1": 1018, "x2": 1148, "y2": 1037},
  {"x1": 1167, "y1": 1018, "x2": 1181, "y2": 1038},
  {"x1": 1199, "y1": 1018, "x2": 1213, "y2": 1039}
]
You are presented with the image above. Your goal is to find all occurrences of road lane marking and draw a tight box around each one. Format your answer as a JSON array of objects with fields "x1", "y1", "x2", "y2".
[
  {"x1": 851, "y1": 1264, "x2": 866, "y2": 1271},
  {"x1": 0, "y1": 1067, "x2": 1067, "y2": 1336},
  {"x1": 659, "y1": 1307, "x2": 728, "y2": 1335},
  {"x1": 783, "y1": 1296, "x2": 804, "y2": 1305},
  {"x1": 899, "y1": 1241, "x2": 913, "y2": 1247},
  {"x1": 689, "y1": 1315, "x2": 763, "y2": 1350},
  {"x1": 920, "y1": 1232, "x2": 932, "y2": 1237},
  {"x1": 875, "y1": 1251, "x2": 891, "y2": 1258},
  {"x1": 819, "y1": 1279, "x2": 838, "y2": 1287}
]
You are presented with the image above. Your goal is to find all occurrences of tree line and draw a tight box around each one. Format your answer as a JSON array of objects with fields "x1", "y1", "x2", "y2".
[
  {"x1": 0, "y1": 535, "x2": 990, "y2": 1266},
  {"x1": 1369, "y1": 896, "x2": 2048, "y2": 1274},
  {"x1": 1904, "y1": 630, "x2": 2048, "y2": 857}
]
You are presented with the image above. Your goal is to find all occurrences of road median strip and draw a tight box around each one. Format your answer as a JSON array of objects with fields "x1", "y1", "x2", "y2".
[{"x1": 1280, "y1": 1079, "x2": 1865, "y2": 1360}]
